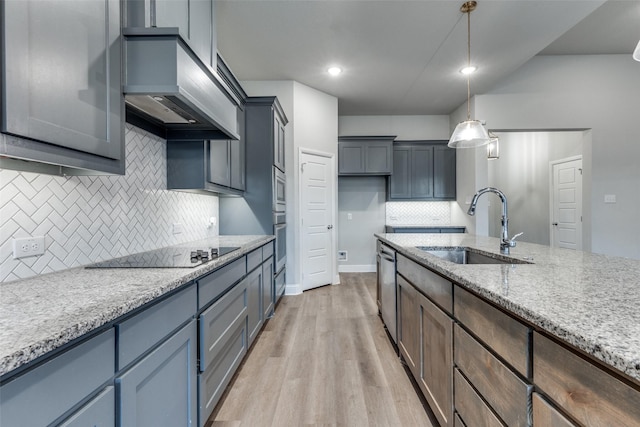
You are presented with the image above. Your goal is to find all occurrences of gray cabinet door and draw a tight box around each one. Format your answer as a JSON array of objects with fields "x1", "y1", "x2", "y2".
[
  {"x1": 247, "y1": 267, "x2": 263, "y2": 345},
  {"x1": 338, "y1": 137, "x2": 394, "y2": 175},
  {"x1": 209, "y1": 140, "x2": 231, "y2": 187},
  {"x1": 0, "y1": 329, "x2": 115, "y2": 427},
  {"x1": 262, "y1": 256, "x2": 274, "y2": 319},
  {"x1": 434, "y1": 145, "x2": 456, "y2": 199},
  {"x1": 117, "y1": 320, "x2": 198, "y2": 427},
  {"x1": 388, "y1": 141, "x2": 456, "y2": 200},
  {"x1": 411, "y1": 145, "x2": 434, "y2": 199},
  {"x1": 274, "y1": 113, "x2": 286, "y2": 172},
  {"x1": 59, "y1": 386, "x2": 115, "y2": 427},
  {"x1": 389, "y1": 146, "x2": 411, "y2": 198},
  {"x1": 2, "y1": 0, "x2": 124, "y2": 171},
  {"x1": 230, "y1": 107, "x2": 246, "y2": 190},
  {"x1": 338, "y1": 142, "x2": 365, "y2": 174}
]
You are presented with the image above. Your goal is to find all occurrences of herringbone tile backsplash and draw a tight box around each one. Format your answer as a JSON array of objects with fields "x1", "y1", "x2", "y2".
[{"x1": 0, "y1": 124, "x2": 219, "y2": 283}]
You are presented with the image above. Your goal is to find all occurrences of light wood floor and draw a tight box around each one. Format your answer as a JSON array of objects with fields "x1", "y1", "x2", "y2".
[{"x1": 208, "y1": 273, "x2": 435, "y2": 427}]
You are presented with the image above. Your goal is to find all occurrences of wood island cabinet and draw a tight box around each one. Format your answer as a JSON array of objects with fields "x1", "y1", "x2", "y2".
[
  {"x1": 382, "y1": 245, "x2": 640, "y2": 427},
  {"x1": 396, "y1": 264, "x2": 454, "y2": 427}
]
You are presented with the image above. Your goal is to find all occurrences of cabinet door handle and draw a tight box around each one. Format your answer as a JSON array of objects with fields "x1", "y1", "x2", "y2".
[
  {"x1": 327, "y1": 225, "x2": 333, "y2": 230},
  {"x1": 552, "y1": 222, "x2": 558, "y2": 226}
]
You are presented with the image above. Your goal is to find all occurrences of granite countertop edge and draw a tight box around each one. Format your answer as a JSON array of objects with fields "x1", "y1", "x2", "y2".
[
  {"x1": 375, "y1": 232, "x2": 640, "y2": 383},
  {"x1": 0, "y1": 235, "x2": 274, "y2": 378}
]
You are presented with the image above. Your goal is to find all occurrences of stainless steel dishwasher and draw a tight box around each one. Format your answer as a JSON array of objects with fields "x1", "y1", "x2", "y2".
[{"x1": 377, "y1": 241, "x2": 397, "y2": 344}]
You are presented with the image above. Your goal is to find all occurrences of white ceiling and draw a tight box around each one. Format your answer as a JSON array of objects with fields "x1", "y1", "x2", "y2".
[{"x1": 215, "y1": 0, "x2": 640, "y2": 116}]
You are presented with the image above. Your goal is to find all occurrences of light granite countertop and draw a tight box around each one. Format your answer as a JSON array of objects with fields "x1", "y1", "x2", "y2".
[
  {"x1": 376, "y1": 233, "x2": 640, "y2": 384},
  {"x1": 0, "y1": 235, "x2": 273, "y2": 378}
]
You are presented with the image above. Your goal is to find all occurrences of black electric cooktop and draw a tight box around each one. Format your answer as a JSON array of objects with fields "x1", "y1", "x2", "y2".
[{"x1": 86, "y1": 246, "x2": 240, "y2": 268}]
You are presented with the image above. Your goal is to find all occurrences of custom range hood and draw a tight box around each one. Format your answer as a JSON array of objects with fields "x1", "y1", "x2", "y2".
[{"x1": 123, "y1": 28, "x2": 240, "y2": 139}]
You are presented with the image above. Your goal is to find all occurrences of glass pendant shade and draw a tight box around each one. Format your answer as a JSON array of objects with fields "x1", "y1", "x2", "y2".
[
  {"x1": 634, "y1": 40, "x2": 640, "y2": 62},
  {"x1": 448, "y1": 120, "x2": 490, "y2": 148}
]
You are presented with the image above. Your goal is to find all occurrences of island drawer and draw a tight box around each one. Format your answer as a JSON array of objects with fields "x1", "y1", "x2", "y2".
[
  {"x1": 199, "y1": 277, "x2": 248, "y2": 372},
  {"x1": 533, "y1": 332, "x2": 640, "y2": 426},
  {"x1": 454, "y1": 286, "x2": 530, "y2": 376},
  {"x1": 454, "y1": 324, "x2": 532, "y2": 427},
  {"x1": 532, "y1": 392, "x2": 576, "y2": 427},
  {"x1": 117, "y1": 284, "x2": 197, "y2": 370},
  {"x1": 199, "y1": 257, "x2": 247, "y2": 309},
  {"x1": 0, "y1": 329, "x2": 115, "y2": 427},
  {"x1": 454, "y1": 368, "x2": 505, "y2": 427},
  {"x1": 397, "y1": 254, "x2": 452, "y2": 314},
  {"x1": 247, "y1": 247, "x2": 263, "y2": 273}
]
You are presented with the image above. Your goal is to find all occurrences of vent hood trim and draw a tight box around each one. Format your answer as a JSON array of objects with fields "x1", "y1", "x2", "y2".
[{"x1": 123, "y1": 28, "x2": 240, "y2": 140}]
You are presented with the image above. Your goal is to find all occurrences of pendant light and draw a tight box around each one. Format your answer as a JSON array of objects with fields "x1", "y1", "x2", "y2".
[
  {"x1": 633, "y1": 40, "x2": 640, "y2": 62},
  {"x1": 448, "y1": 1, "x2": 490, "y2": 148}
]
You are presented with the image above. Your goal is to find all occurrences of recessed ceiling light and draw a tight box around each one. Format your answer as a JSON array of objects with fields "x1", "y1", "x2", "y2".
[
  {"x1": 327, "y1": 67, "x2": 342, "y2": 76},
  {"x1": 460, "y1": 66, "x2": 477, "y2": 75}
]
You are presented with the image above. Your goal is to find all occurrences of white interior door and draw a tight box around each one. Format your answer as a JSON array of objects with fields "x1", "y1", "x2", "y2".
[
  {"x1": 300, "y1": 151, "x2": 334, "y2": 291},
  {"x1": 551, "y1": 157, "x2": 583, "y2": 250}
]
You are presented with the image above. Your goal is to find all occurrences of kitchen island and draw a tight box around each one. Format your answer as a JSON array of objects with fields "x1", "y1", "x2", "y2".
[{"x1": 376, "y1": 232, "x2": 640, "y2": 426}]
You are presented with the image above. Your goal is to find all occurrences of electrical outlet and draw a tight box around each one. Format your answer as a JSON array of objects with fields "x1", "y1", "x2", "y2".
[
  {"x1": 347, "y1": 213, "x2": 353, "y2": 220},
  {"x1": 172, "y1": 223, "x2": 183, "y2": 234},
  {"x1": 604, "y1": 194, "x2": 616, "y2": 204},
  {"x1": 12, "y1": 236, "x2": 45, "y2": 259},
  {"x1": 337, "y1": 250, "x2": 348, "y2": 261}
]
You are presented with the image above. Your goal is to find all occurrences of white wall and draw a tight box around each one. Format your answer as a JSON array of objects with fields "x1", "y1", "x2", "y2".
[
  {"x1": 456, "y1": 54, "x2": 640, "y2": 259},
  {"x1": 487, "y1": 131, "x2": 585, "y2": 246},
  {"x1": 339, "y1": 115, "x2": 450, "y2": 140},
  {"x1": 338, "y1": 177, "x2": 386, "y2": 272},
  {"x1": 241, "y1": 81, "x2": 338, "y2": 291}
]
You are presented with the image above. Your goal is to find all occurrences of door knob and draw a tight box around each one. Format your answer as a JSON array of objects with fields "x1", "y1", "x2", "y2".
[{"x1": 327, "y1": 225, "x2": 333, "y2": 230}]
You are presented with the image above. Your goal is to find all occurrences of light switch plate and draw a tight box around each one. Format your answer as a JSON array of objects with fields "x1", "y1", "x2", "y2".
[{"x1": 172, "y1": 223, "x2": 183, "y2": 234}]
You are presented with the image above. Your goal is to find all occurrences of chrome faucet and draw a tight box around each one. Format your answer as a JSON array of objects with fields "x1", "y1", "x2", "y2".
[{"x1": 467, "y1": 187, "x2": 523, "y2": 254}]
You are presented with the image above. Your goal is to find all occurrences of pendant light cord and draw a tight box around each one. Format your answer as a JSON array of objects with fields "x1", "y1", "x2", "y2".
[{"x1": 466, "y1": 6, "x2": 471, "y2": 121}]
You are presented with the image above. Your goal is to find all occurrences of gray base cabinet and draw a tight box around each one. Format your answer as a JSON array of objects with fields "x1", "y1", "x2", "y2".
[
  {"x1": 263, "y1": 255, "x2": 275, "y2": 319},
  {"x1": 387, "y1": 141, "x2": 456, "y2": 200},
  {"x1": 0, "y1": 329, "x2": 115, "y2": 427},
  {"x1": 59, "y1": 386, "x2": 115, "y2": 427},
  {"x1": 117, "y1": 320, "x2": 198, "y2": 427},
  {"x1": 197, "y1": 277, "x2": 248, "y2": 426},
  {"x1": 338, "y1": 136, "x2": 395, "y2": 176},
  {"x1": 1, "y1": 0, "x2": 124, "y2": 175},
  {"x1": 247, "y1": 266, "x2": 264, "y2": 346}
]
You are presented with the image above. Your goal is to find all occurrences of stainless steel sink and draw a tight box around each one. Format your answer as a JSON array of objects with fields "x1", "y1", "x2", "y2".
[{"x1": 416, "y1": 247, "x2": 532, "y2": 265}]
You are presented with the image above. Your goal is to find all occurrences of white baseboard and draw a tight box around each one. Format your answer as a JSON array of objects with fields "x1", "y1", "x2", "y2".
[
  {"x1": 285, "y1": 283, "x2": 302, "y2": 296},
  {"x1": 338, "y1": 264, "x2": 376, "y2": 273}
]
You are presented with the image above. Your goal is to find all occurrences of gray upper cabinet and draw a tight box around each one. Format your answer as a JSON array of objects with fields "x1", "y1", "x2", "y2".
[
  {"x1": 274, "y1": 113, "x2": 286, "y2": 172},
  {"x1": 125, "y1": 0, "x2": 216, "y2": 69},
  {"x1": 167, "y1": 103, "x2": 246, "y2": 195},
  {"x1": 1, "y1": 0, "x2": 124, "y2": 175},
  {"x1": 388, "y1": 141, "x2": 456, "y2": 201},
  {"x1": 338, "y1": 136, "x2": 395, "y2": 176}
]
